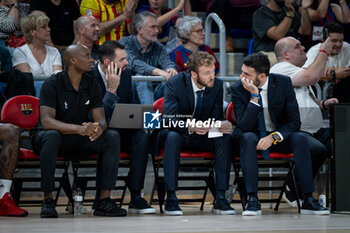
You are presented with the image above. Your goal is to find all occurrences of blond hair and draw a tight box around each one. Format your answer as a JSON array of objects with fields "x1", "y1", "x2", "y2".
[
  {"x1": 187, "y1": 51, "x2": 215, "y2": 74},
  {"x1": 21, "y1": 12, "x2": 50, "y2": 43}
]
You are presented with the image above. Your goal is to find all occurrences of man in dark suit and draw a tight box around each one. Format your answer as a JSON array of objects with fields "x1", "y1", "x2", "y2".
[
  {"x1": 91, "y1": 40, "x2": 155, "y2": 214},
  {"x1": 231, "y1": 53, "x2": 330, "y2": 216},
  {"x1": 158, "y1": 51, "x2": 234, "y2": 216}
]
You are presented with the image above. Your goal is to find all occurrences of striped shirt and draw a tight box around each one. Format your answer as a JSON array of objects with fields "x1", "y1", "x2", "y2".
[
  {"x1": 80, "y1": 0, "x2": 129, "y2": 45},
  {"x1": 0, "y1": 3, "x2": 30, "y2": 40},
  {"x1": 170, "y1": 44, "x2": 220, "y2": 74}
]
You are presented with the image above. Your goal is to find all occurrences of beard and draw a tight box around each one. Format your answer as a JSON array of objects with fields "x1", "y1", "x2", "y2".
[{"x1": 197, "y1": 75, "x2": 214, "y2": 88}]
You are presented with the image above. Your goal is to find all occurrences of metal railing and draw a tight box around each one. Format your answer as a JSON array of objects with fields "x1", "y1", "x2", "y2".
[
  {"x1": 204, "y1": 13, "x2": 226, "y2": 77},
  {"x1": 34, "y1": 76, "x2": 241, "y2": 82}
]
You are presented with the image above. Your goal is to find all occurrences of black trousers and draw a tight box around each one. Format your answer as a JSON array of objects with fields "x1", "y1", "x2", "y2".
[
  {"x1": 159, "y1": 130, "x2": 232, "y2": 192},
  {"x1": 118, "y1": 129, "x2": 150, "y2": 191},
  {"x1": 33, "y1": 129, "x2": 120, "y2": 193},
  {"x1": 239, "y1": 131, "x2": 315, "y2": 195}
]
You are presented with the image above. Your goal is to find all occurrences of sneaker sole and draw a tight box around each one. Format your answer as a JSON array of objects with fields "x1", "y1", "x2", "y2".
[
  {"x1": 164, "y1": 210, "x2": 183, "y2": 216},
  {"x1": 93, "y1": 210, "x2": 127, "y2": 217},
  {"x1": 242, "y1": 210, "x2": 262, "y2": 216},
  {"x1": 129, "y1": 208, "x2": 156, "y2": 214},
  {"x1": 300, "y1": 209, "x2": 330, "y2": 215},
  {"x1": 0, "y1": 211, "x2": 28, "y2": 217},
  {"x1": 40, "y1": 213, "x2": 58, "y2": 218},
  {"x1": 211, "y1": 208, "x2": 236, "y2": 215}
]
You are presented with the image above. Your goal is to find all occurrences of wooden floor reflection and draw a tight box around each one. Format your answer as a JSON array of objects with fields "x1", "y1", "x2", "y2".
[{"x1": 1, "y1": 201, "x2": 350, "y2": 233}]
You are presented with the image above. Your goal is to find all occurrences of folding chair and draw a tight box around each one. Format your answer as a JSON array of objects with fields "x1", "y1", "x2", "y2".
[
  {"x1": 150, "y1": 97, "x2": 216, "y2": 213},
  {"x1": 69, "y1": 152, "x2": 131, "y2": 208},
  {"x1": 0, "y1": 95, "x2": 73, "y2": 206},
  {"x1": 225, "y1": 102, "x2": 300, "y2": 212}
]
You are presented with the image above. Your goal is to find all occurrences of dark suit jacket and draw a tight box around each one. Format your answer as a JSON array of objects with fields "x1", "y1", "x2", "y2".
[
  {"x1": 91, "y1": 63, "x2": 133, "y2": 123},
  {"x1": 164, "y1": 71, "x2": 224, "y2": 136},
  {"x1": 230, "y1": 73, "x2": 300, "y2": 140}
]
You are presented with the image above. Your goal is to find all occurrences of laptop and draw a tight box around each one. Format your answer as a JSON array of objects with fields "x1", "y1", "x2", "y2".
[{"x1": 109, "y1": 104, "x2": 154, "y2": 129}]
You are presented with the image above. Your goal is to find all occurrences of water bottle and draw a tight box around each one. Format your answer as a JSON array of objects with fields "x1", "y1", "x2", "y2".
[
  {"x1": 226, "y1": 184, "x2": 237, "y2": 203},
  {"x1": 74, "y1": 186, "x2": 83, "y2": 216},
  {"x1": 319, "y1": 194, "x2": 326, "y2": 208}
]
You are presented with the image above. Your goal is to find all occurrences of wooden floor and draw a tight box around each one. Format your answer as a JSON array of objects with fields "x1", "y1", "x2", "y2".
[{"x1": 1, "y1": 202, "x2": 350, "y2": 233}]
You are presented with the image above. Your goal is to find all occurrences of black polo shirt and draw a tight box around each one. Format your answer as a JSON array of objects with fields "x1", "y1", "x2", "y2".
[{"x1": 39, "y1": 71, "x2": 103, "y2": 125}]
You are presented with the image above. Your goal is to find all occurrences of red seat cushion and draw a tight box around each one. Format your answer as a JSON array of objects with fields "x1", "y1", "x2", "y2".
[
  {"x1": 19, "y1": 148, "x2": 67, "y2": 161},
  {"x1": 155, "y1": 149, "x2": 215, "y2": 160},
  {"x1": 234, "y1": 152, "x2": 294, "y2": 161},
  {"x1": 82, "y1": 152, "x2": 131, "y2": 160}
]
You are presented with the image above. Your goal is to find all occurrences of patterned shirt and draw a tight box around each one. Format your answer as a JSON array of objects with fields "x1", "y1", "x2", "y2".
[
  {"x1": 80, "y1": 0, "x2": 129, "y2": 45},
  {"x1": 170, "y1": 44, "x2": 220, "y2": 74},
  {"x1": 0, "y1": 3, "x2": 30, "y2": 40},
  {"x1": 137, "y1": 5, "x2": 179, "y2": 45},
  {"x1": 118, "y1": 35, "x2": 177, "y2": 75}
]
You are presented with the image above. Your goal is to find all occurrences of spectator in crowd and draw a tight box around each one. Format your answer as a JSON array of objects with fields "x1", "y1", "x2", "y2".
[
  {"x1": 30, "y1": 0, "x2": 80, "y2": 50},
  {"x1": 118, "y1": 11, "x2": 177, "y2": 105},
  {"x1": 170, "y1": 16, "x2": 219, "y2": 75},
  {"x1": 137, "y1": 0, "x2": 192, "y2": 47},
  {"x1": 252, "y1": 0, "x2": 313, "y2": 66},
  {"x1": 200, "y1": 0, "x2": 261, "y2": 52},
  {"x1": 75, "y1": 15, "x2": 100, "y2": 61},
  {"x1": 304, "y1": 23, "x2": 350, "y2": 102},
  {"x1": 0, "y1": 45, "x2": 12, "y2": 72},
  {"x1": 231, "y1": 52, "x2": 330, "y2": 216},
  {"x1": 156, "y1": 51, "x2": 234, "y2": 216},
  {"x1": 80, "y1": 0, "x2": 138, "y2": 45},
  {"x1": 12, "y1": 12, "x2": 62, "y2": 77},
  {"x1": 31, "y1": 44, "x2": 125, "y2": 218},
  {"x1": 270, "y1": 36, "x2": 336, "y2": 207},
  {"x1": 0, "y1": 123, "x2": 28, "y2": 217},
  {"x1": 303, "y1": 0, "x2": 350, "y2": 49},
  {"x1": 91, "y1": 40, "x2": 156, "y2": 214},
  {"x1": 0, "y1": 0, "x2": 30, "y2": 48}
]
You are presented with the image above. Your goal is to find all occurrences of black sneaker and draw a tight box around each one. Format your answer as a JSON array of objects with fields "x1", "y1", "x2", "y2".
[
  {"x1": 212, "y1": 198, "x2": 236, "y2": 215},
  {"x1": 129, "y1": 196, "x2": 156, "y2": 214},
  {"x1": 93, "y1": 197, "x2": 127, "y2": 217},
  {"x1": 40, "y1": 198, "x2": 58, "y2": 218},
  {"x1": 283, "y1": 185, "x2": 302, "y2": 208},
  {"x1": 164, "y1": 199, "x2": 183, "y2": 216},
  {"x1": 242, "y1": 196, "x2": 261, "y2": 216},
  {"x1": 300, "y1": 196, "x2": 330, "y2": 215}
]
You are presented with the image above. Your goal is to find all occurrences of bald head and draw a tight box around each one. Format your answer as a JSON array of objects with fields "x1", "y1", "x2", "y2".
[
  {"x1": 75, "y1": 15, "x2": 99, "y2": 43},
  {"x1": 63, "y1": 44, "x2": 94, "y2": 73},
  {"x1": 275, "y1": 37, "x2": 293, "y2": 61},
  {"x1": 76, "y1": 16, "x2": 90, "y2": 34},
  {"x1": 63, "y1": 44, "x2": 86, "y2": 67},
  {"x1": 274, "y1": 37, "x2": 307, "y2": 67}
]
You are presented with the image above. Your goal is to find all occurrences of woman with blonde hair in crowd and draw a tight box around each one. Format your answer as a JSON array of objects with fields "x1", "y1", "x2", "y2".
[{"x1": 12, "y1": 12, "x2": 62, "y2": 77}]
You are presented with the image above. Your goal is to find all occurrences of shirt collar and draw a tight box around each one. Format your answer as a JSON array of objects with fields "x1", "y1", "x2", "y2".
[
  {"x1": 62, "y1": 70, "x2": 88, "y2": 92},
  {"x1": 261, "y1": 75, "x2": 269, "y2": 91},
  {"x1": 191, "y1": 76, "x2": 205, "y2": 94},
  {"x1": 133, "y1": 35, "x2": 155, "y2": 53},
  {"x1": 97, "y1": 62, "x2": 107, "y2": 84}
]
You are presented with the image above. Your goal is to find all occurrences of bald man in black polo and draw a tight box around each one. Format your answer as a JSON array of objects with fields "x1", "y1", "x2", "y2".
[{"x1": 32, "y1": 45, "x2": 125, "y2": 218}]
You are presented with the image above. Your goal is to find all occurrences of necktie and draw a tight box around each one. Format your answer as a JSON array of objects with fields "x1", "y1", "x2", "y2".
[
  {"x1": 193, "y1": 90, "x2": 203, "y2": 119},
  {"x1": 258, "y1": 91, "x2": 270, "y2": 159}
]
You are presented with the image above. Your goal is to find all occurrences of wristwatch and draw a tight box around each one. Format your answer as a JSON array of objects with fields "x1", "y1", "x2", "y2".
[
  {"x1": 330, "y1": 69, "x2": 336, "y2": 82},
  {"x1": 271, "y1": 132, "x2": 280, "y2": 145}
]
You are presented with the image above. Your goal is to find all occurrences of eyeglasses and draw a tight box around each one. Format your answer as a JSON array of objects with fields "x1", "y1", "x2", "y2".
[{"x1": 191, "y1": 28, "x2": 205, "y2": 34}]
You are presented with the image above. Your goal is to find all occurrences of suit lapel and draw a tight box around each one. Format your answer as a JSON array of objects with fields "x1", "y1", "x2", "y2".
[
  {"x1": 93, "y1": 63, "x2": 107, "y2": 95},
  {"x1": 185, "y1": 73, "x2": 195, "y2": 113},
  {"x1": 267, "y1": 75, "x2": 277, "y2": 124}
]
